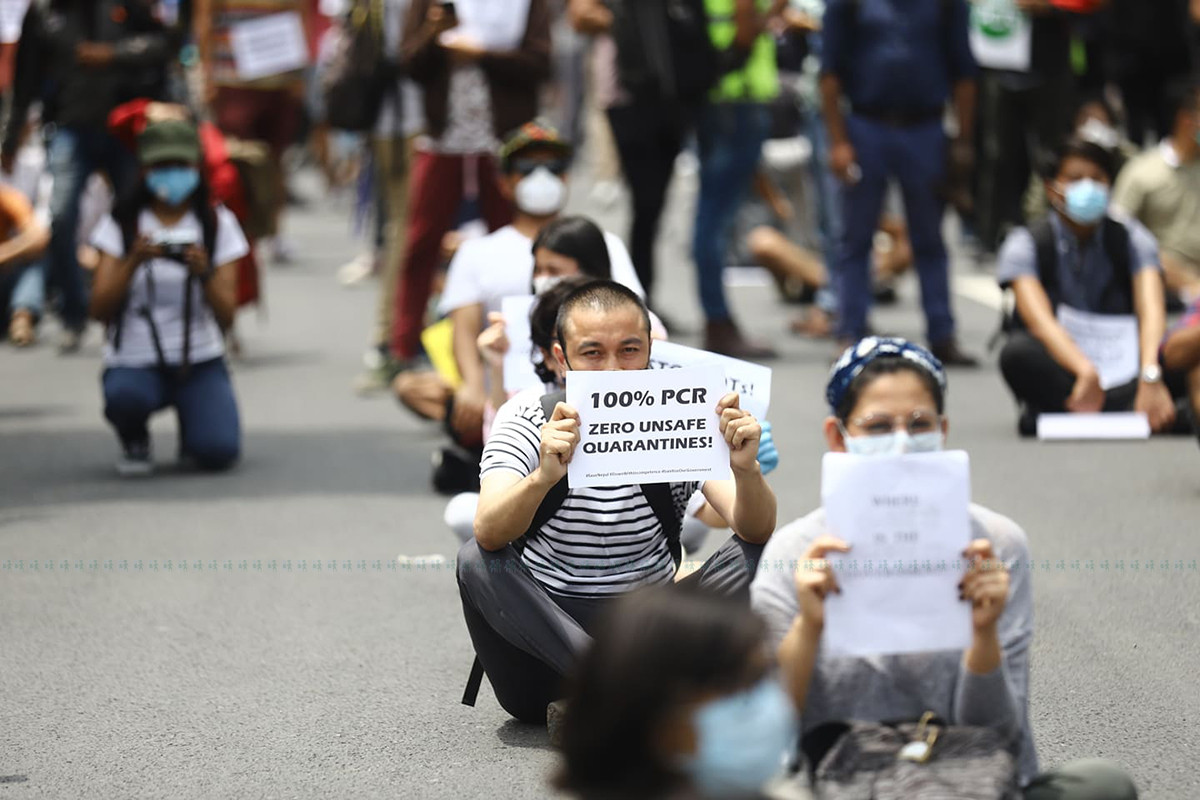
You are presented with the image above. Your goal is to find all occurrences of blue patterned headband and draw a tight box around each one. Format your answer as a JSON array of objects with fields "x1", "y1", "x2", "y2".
[{"x1": 826, "y1": 337, "x2": 947, "y2": 412}]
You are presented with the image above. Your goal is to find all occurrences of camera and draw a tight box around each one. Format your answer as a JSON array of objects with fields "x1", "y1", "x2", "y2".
[{"x1": 153, "y1": 229, "x2": 200, "y2": 263}]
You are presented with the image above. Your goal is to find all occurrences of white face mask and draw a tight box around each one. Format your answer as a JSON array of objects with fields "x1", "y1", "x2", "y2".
[
  {"x1": 532, "y1": 274, "x2": 564, "y2": 296},
  {"x1": 844, "y1": 430, "x2": 944, "y2": 456},
  {"x1": 515, "y1": 166, "x2": 567, "y2": 216}
]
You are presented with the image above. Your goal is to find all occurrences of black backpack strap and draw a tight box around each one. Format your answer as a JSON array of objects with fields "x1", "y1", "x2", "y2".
[
  {"x1": 461, "y1": 656, "x2": 486, "y2": 707},
  {"x1": 1100, "y1": 217, "x2": 1135, "y2": 314},
  {"x1": 639, "y1": 483, "x2": 683, "y2": 568},
  {"x1": 513, "y1": 390, "x2": 571, "y2": 554},
  {"x1": 1029, "y1": 217, "x2": 1059, "y2": 304}
]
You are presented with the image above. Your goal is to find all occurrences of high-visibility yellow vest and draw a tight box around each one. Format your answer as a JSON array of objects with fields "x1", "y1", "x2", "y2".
[{"x1": 705, "y1": 0, "x2": 779, "y2": 102}]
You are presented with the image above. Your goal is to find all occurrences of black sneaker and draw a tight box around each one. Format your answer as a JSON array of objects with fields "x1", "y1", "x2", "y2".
[
  {"x1": 547, "y1": 699, "x2": 569, "y2": 749},
  {"x1": 431, "y1": 446, "x2": 480, "y2": 495},
  {"x1": 1017, "y1": 405, "x2": 1038, "y2": 438},
  {"x1": 115, "y1": 441, "x2": 154, "y2": 478}
]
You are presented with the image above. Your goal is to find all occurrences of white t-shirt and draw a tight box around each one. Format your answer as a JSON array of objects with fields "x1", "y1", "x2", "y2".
[
  {"x1": 437, "y1": 225, "x2": 646, "y2": 317},
  {"x1": 91, "y1": 206, "x2": 250, "y2": 368}
]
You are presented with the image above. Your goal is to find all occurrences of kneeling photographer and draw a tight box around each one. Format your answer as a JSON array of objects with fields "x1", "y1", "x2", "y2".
[{"x1": 89, "y1": 119, "x2": 250, "y2": 476}]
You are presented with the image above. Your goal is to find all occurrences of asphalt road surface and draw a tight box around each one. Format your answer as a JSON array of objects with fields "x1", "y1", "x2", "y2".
[{"x1": 2, "y1": 169, "x2": 1198, "y2": 799}]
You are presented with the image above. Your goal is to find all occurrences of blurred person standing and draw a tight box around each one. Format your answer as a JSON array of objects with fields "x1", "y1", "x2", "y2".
[
  {"x1": 388, "y1": 0, "x2": 551, "y2": 369},
  {"x1": 972, "y1": 0, "x2": 1078, "y2": 256},
  {"x1": 692, "y1": 0, "x2": 781, "y2": 359},
  {"x1": 1105, "y1": 0, "x2": 1195, "y2": 147},
  {"x1": 821, "y1": 0, "x2": 979, "y2": 365},
  {"x1": 195, "y1": 0, "x2": 314, "y2": 264},
  {"x1": 567, "y1": 0, "x2": 715, "y2": 313},
  {"x1": 370, "y1": 0, "x2": 425, "y2": 383},
  {"x1": 1, "y1": 0, "x2": 177, "y2": 354}
]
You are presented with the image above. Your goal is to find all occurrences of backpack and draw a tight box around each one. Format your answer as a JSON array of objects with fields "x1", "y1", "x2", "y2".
[
  {"x1": 460, "y1": 390, "x2": 685, "y2": 707},
  {"x1": 609, "y1": 0, "x2": 720, "y2": 108},
  {"x1": 322, "y1": 0, "x2": 393, "y2": 132},
  {"x1": 804, "y1": 717, "x2": 1020, "y2": 800},
  {"x1": 998, "y1": 216, "x2": 1133, "y2": 337},
  {"x1": 110, "y1": 201, "x2": 219, "y2": 376}
]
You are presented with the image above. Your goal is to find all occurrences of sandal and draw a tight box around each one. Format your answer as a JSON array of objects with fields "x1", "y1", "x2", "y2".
[{"x1": 8, "y1": 310, "x2": 35, "y2": 347}]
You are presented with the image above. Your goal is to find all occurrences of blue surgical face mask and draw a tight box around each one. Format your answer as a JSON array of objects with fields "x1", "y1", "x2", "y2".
[
  {"x1": 844, "y1": 430, "x2": 944, "y2": 456},
  {"x1": 146, "y1": 166, "x2": 200, "y2": 207},
  {"x1": 680, "y1": 679, "x2": 797, "y2": 798},
  {"x1": 1060, "y1": 178, "x2": 1109, "y2": 225}
]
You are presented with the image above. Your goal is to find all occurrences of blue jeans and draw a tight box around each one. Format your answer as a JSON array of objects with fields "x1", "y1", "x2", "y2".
[
  {"x1": 1, "y1": 258, "x2": 45, "y2": 320},
  {"x1": 47, "y1": 127, "x2": 137, "y2": 329},
  {"x1": 102, "y1": 358, "x2": 241, "y2": 471},
  {"x1": 802, "y1": 104, "x2": 844, "y2": 315},
  {"x1": 693, "y1": 103, "x2": 771, "y2": 321},
  {"x1": 836, "y1": 115, "x2": 955, "y2": 343}
]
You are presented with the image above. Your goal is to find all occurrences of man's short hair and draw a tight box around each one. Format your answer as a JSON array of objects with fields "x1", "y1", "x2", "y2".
[
  {"x1": 1047, "y1": 136, "x2": 1116, "y2": 183},
  {"x1": 1166, "y1": 79, "x2": 1200, "y2": 128},
  {"x1": 555, "y1": 280, "x2": 651, "y2": 347}
]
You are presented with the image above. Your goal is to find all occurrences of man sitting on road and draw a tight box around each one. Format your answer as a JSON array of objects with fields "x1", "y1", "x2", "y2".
[
  {"x1": 1111, "y1": 81, "x2": 1200, "y2": 304},
  {"x1": 457, "y1": 280, "x2": 776, "y2": 724},
  {"x1": 996, "y1": 137, "x2": 1184, "y2": 437}
]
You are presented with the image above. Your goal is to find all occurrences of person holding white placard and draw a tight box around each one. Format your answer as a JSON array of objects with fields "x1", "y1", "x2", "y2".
[
  {"x1": 456, "y1": 280, "x2": 775, "y2": 725},
  {"x1": 751, "y1": 337, "x2": 1137, "y2": 798},
  {"x1": 997, "y1": 137, "x2": 1186, "y2": 437},
  {"x1": 197, "y1": 0, "x2": 313, "y2": 263},
  {"x1": 388, "y1": 0, "x2": 552, "y2": 364}
]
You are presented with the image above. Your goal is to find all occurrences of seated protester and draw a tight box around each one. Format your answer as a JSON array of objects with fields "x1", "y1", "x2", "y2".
[
  {"x1": 458, "y1": 281, "x2": 776, "y2": 724},
  {"x1": 0, "y1": 183, "x2": 49, "y2": 346},
  {"x1": 428, "y1": 121, "x2": 646, "y2": 456},
  {"x1": 1161, "y1": 301, "x2": 1200, "y2": 441},
  {"x1": 446, "y1": 276, "x2": 596, "y2": 545},
  {"x1": 89, "y1": 119, "x2": 249, "y2": 476},
  {"x1": 751, "y1": 337, "x2": 1138, "y2": 799},
  {"x1": 1111, "y1": 81, "x2": 1200, "y2": 303},
  {"x1": 477, "y1": 217, "x2": 622, "y2": 416},
  {"x1": 555, "y1": 586, "x2": 798, "y2": 800},
  {"x1": 996, "y1": 137, "x2": 1182, "y2": 437},
  {"x1": 451, "y1": 274, "x2": 758, "y2": 548}
]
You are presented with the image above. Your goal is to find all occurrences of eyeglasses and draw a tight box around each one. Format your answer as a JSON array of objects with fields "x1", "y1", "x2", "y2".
[
  {"x1": 841, "y1": 411, "x2": 942, "y2": 437},
  {"x1": 510, "y1": 157, "x2": 569, "y2": 177}
]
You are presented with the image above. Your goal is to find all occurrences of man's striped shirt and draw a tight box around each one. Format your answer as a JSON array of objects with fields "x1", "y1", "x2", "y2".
[{"x1": 481, "y1": 394, "x2": 698, "y2": 598}]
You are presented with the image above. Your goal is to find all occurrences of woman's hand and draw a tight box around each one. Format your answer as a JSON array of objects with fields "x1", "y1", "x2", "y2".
[
  {"x1": 183, "y1": 244, "x2": 211, "y2": 279},
  {"x1": 477, "y1": 312, "x2": 509, "y2": 368},
  {"x1": 128, "y1": 235, "x2": 161, "y2": 268},
  {"x1": 793, "y1": 536, "x2": 850, "y2": 630},
  {"x1": 961, "y1": 540, "x2": 1009, "y2": 633}
]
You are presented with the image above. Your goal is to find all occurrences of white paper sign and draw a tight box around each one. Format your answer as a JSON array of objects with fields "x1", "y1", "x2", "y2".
[
  {"x1": 565, "y1": 366, "x2": 730, "y2": 489},
  {"x1": 969, "y1": 0, "x2": 1031, "y2": 72},
  {"x1": 648, "y1": 340, "x2": 773, "y2": 421},
  {"x1": 230, "y1": 12, "x2": 310, "y2": 82},
  {"x1": 820, "y1": 451, "x2": 973, "y2": 658},
  {"x1": 0, "y1": 0, "x2": 30, "y2": 44},
  {"x1": 1056, "y1": 305, "x2": 1140, "y2": 390},
  {"x1": 1037, "y1": 412, "x2": 1150, "y2": 441},
  {"x1": 501, "y1": 295, "x2": 542, "y2": 394}
]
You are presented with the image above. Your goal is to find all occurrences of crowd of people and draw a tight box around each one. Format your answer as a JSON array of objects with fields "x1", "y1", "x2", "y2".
[{"x1": 3, "y1": 0, "x2": 1200, "y2": 796}]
